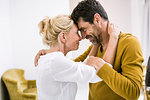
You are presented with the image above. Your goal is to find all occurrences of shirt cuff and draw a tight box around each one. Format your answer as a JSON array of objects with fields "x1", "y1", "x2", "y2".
[
  {"x1": 96, "y1": 63, "x2": 113, "y2": 79},
  {"x1": 83, "y1": 55, "x2": 89, "y2": 64},
  {"x1": 106, "y1": 62, "x2": 113, "y2": 68}
]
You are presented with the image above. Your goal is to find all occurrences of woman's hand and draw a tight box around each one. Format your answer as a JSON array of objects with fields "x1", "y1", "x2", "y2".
[
  {"x1": 107, "y1": 22, "x2": 120, "y2": 40},
  {"x1": 34, "y1": 49, "x2": 47, "y2": 66},
  {"x1": 86, "y1": 56, "x2": 105, "y2": 71}
]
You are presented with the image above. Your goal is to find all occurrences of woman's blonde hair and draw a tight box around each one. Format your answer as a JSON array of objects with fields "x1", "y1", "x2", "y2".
[{"x1": 38, "y1": 15, "x2": 73, "y2": 46}]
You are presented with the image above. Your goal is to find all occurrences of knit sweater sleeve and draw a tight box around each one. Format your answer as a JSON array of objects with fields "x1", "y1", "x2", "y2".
[
  {"x1": 96, "y1": 36, "x2": 144, "y2": 100},
  {"x1": 73, "y1": 45, "x2": 93, "y2": 62}
]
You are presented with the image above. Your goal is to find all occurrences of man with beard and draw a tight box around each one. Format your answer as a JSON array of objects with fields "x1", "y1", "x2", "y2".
[{"x1": 71, "y1": 0, "x2": 144, "y2": 100}]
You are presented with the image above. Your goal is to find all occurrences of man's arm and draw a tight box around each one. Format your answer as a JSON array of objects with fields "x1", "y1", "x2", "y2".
[
  {"x1": 73, "y1": 45, "x2": 93, "y2": 62},
  {"x1": 96, "y1": 36, "x2": 144, "y2": 99}
]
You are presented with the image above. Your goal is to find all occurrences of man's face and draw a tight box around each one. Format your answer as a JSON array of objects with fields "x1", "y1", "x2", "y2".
[{"x1": 77, "y1": 18, "x2": 103, "y2": 45}]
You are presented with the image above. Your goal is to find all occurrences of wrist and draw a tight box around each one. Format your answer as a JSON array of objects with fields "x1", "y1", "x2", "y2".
[
  {"x1": 96, "y1": 63, "x2": 105, "y2": 71},
  {"x1": 96, "y1": 60, "x2": 105, "y2": 71},
  {"x1": 109, "y1": 36, "x2": 118, "y2": 43}
]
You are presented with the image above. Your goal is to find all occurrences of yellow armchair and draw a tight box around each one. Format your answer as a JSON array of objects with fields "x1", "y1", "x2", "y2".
[{"x1": 2, "y1": 69, "x2": 37, "y2": 100}]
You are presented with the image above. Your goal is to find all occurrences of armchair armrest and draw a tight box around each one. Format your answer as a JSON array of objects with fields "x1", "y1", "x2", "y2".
[
  {"x1": 21, "y1": 92, "x2": 37, "y2": 99},
  {"x1": 28, "y1": 80, "x2": 36, "y2": 88}
]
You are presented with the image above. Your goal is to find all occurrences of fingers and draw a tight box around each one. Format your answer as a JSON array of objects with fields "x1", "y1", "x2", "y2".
[
  {"x1": 86, "y1": 56, "x2": 94, "y2": 64},
  {"x1": 86, "y1": 56, "x2": 100, "y2": 65},
  {"x1": 34, "y1": 49, "x2": 46, "y2": 67},
  {"x1": 107, "y1": 22, "x2": 120, "y2": 39},
  {"x1": 108, "y1": 22, "x2": 114, "y2": 34},
  {"x1": 34, "y1": 55, "x2": 38, "y2": 67},
  {"x1": 86, "y1": 56, "x2": 105, "y2": 71},
  {"x1": 34, "y1": 52, "x2": 41, "y2": 67}
]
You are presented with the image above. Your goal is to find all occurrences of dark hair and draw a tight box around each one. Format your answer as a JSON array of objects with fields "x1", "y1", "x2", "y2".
[{"x1": 71, "y1": 0, "x2": 109, "y2": 25}]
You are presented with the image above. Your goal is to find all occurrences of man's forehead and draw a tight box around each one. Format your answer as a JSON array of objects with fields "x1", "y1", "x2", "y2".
[{"x1": 77, "y1": 18, "x2": 88, "y2": 29}]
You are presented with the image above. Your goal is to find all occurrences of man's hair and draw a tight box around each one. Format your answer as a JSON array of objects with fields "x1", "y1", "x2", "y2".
[{"x1": 71, "y1": 0, "x2": 109, "y2": 25}]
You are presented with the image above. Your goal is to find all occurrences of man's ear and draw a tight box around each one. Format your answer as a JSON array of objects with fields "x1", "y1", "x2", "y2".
[
  {"x1": 59, "y1": 32, "x2": 67, "y2": 43},
  {"x1": 93, "y1": 13, "x2": 102, "y2": 25}
]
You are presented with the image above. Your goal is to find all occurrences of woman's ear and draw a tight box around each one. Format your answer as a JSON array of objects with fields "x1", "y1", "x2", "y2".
[{"x1": 59, "y1": 32, "x2": 67, "y2": 43}]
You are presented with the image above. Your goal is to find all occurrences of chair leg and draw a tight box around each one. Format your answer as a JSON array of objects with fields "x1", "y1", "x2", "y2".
[{"x1": 1, "y1": 79, "x2": 10, "y2": 100}]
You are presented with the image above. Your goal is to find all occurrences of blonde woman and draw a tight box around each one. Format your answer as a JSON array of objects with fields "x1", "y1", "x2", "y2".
[{"x1": 36, "y1": 15, "x2": 119, "y2": 100}]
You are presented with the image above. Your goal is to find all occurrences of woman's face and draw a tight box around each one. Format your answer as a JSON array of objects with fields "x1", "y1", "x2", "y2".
[{"x1": 65, "y1": 24, "x2": 81, "y2": 51}]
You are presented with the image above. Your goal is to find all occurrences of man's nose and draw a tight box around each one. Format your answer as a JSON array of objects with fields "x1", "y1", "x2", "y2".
[{"x1": 81, "y1": 33, "x2": 86, "y2": 39}]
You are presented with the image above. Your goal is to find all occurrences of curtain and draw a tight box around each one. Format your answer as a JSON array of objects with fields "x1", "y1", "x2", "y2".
[{"x1": 143, "y1": 0, "x2": 150, "y2": 65}]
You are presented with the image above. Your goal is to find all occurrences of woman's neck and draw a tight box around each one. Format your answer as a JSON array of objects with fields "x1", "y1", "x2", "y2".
[{"x1": 47, "y1": 44, "x2": 68, "y2": 56}]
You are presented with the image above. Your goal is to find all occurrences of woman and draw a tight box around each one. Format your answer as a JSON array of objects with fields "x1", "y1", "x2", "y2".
[{"x1": 36, "y1": 15, "x2": 119, "y2": 100}]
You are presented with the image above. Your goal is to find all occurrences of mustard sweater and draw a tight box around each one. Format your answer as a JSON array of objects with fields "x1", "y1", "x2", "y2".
[{"x1": 74, "y1": 33, "x2": 144, "y2": 100}]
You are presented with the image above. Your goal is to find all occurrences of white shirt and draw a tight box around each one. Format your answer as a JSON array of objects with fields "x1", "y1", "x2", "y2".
[{"x1": 36, "y1": 52, "x2": 102, "y2": 100}]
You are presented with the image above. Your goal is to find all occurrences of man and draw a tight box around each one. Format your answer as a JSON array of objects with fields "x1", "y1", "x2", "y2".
[
  {"x1": 35, "y1": 0, "x2": 144, "y2": 100},
  {"x1": 71, "y1": 0, "x2": 144, "y2": 100}
]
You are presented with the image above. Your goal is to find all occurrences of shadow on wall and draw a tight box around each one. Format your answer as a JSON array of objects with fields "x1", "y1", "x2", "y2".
[{"x1": 1, "y1": 78, "x2": 10, "y2": 100}]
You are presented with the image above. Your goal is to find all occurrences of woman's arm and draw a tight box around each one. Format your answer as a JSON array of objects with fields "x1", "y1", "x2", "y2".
[
  {"x1": 50, "y1": 55, "x2": 101, "y2": 83},
  {"x1": 102, "y1": 23, "x2": 120, "y2": 65}
]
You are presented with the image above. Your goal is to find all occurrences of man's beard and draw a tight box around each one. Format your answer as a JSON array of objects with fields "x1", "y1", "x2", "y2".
[
  {"x1": 91, "y1": 25, "x2": 103, "y2": 45},
  {"x1": 91, "y1": 33, "x2": 102, "y2": 46}
]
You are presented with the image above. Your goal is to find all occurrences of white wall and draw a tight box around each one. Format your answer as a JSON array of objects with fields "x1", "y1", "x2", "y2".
[
  {"x1": 100, "y1": 0, "x2": 131, "y2": 32},
  {"x1": 0, "y1": 0, "x2": 69, "y2": 99},
  {"x1": 0, "y1": 0, "x2": 13, "y2": 100},
  {"x1": 9, "y1": 0, "x2": 69, "y2": 79},
  {"x1": 130, "y1": 0, "x2": 146, "y2": 65},
  {"x1": 131, "y1": 0, "x2": 145, "y2": 43}
]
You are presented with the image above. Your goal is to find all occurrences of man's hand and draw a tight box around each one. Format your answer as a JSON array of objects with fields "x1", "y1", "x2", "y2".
[
  {"x1": 34, "y1": 49, "x2": 47, "y2": 66},
  {"x1": 86, "y1": 56, "x2": 105, "y2": 71}
]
